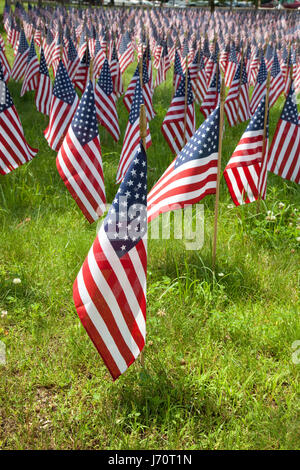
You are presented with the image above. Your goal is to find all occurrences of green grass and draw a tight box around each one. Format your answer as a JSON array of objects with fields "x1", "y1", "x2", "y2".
[{"x1": 0, "y1": 28, "x2": 300, "y2": 450}]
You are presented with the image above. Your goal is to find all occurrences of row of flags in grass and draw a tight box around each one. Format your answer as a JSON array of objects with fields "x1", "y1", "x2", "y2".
[{"x1": 0, "y1": 3, "x2": 300, "y2": 379}]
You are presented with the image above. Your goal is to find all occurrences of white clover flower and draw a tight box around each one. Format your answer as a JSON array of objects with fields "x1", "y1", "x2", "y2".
[
  {"x1": 1, "y1": 310, "x2": 7, "y2": 318},
  {"x1": 12, "y1": 278, "x2": 21, "y2": 285},
  {"x1": 297, "y1": 237, "x2": 300, "y2": 243},
  {"x1": 218, "y1": 272, "x2": 224, "y2": 277},
  {"x1": 227, "y1": 204, "x2": 234, "y2": 209},
  {"x1": 278, "y1": 202, "x2": 285, "y2": 209}
]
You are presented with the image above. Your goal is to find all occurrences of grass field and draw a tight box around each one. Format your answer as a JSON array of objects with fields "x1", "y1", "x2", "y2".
[{"x1": 0, "y1": 16, "x2": 299, "y2": 450}]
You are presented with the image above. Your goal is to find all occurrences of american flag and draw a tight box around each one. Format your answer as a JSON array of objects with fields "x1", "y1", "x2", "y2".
[
  {"x1": 225, "y1": 59, "x2": 250, "y2": 127},
  {"x1": 21, "y1": 38, "x2": 39, "y2": 97},
  {"x1": 249, "y1": 47, "x2": 260, "y2": 86},
  {"x1": 250, "y1": 54, "x2": 267, "y2": 116},
  {"x1": 225, "y1": 43, "x2": 238, "y2": 87},
  {"x1": 110, "y1": 42, "x2": 124, "y2": 98},
  {"x1": 73, "y1": 143, "x2": 147, "y2": 380},
  {"x1": 191, "y1": 49, "x2": 207, "y2": 105},
  {"x1": 11, "y1": 29, "x2": 29, "y2": 81},
  {"x1": 173, "y1": 49, "x2": 184, "y2": 94},
  {"x1": 93, "y1": 36, "x2": 106, "y2": 80},
  {"x1": 44, "y1": 60, "x2": 79, "y2": 151},
  {"x1": 224, "y1": 96, "x2": 269, "y2": 206},
  {"x1": 78, "y1": 30, "x2": 87, "y2": 60},
  {"x1": 0, "y1": 69, "x2": 38, "y2": 175},
  {"x1": 95, "y1": 58, "x2": 120, "y2": 142},
  {"x1": 148, "y1": 106, "x2": 220, "y2": 223},
  {"x1": 154, "y1": 41, "x2": 169, "y2": 88},
  {"x1": 119, "y1": 31, "x2": 134, "y2": 74},
  {"x1": 35, "y1": 47, "x2": 52, "y2": 116},
  {"x1": 56, "y1": 80, "x2": 106, "y2": 223},
  {"x1": 200, "y1": 68, "x2": 220, "y2": 119},
  {"x1": 74, "y1": 46, "x2": 90, "y2": 93},
  {"x1": 0, "y1": 44, "x2": 11, "y2": 83},
  {"x1": 66, "y1": 38, "x2": 80, "y2": 82},
  {"x1": 268, "y1": 81, "x2": 300, "y2": 185},
  {"x1": 43, "y1": 29, "x2": 55, "y2": 68},
  {"x1": 52, "y1": 29, "x2": 64, "y2": 77},
  {"x1": 162, "y1": 70, "x2": 195, "y2": 155},
  {"x1": 269, "y1": 49, "x2": 284, "y2": 108},
  {"x1": 116, "y1": 77, "x2": 151, "y2": 183}
]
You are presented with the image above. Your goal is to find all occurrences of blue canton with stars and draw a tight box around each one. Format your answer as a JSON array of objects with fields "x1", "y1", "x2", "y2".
[
  {"x1": 39, "y1": 48, "x2": 49, "y2": 76},
  {"x1": 68, "y1": 38, "x2": 78, "y2": 62},
  {"x1": 271, "y1": 51, "x2": 281, "y2": 78},
  {"x1": 247, "y1": 95, "x2": 268, "y2": 136},
  {"x1": 53, "y1": 60, "x2": 77, "y2": 105},
  {"x1": 72, "y1": 80, "x2": 98, "y2": 146},
  {"x1": 281, "y1": 82, "x2": 299, "y2": 125},
  {"x1": 17, "y1": 30, "x2": 29, "y2": 55},
  {"x1": 174, "y1": 70, "x2": 193, "y2": 105},
  {"x1": 174, "y1": 49, "x2": 184, "y2": 76},
  {"x1": 104, "y1": 143, "x2": 147, "y2": 258},
  {"x1": 174, "y1": 106, "x2": 220, "y2": 169},
  {"x1": 256, "y1": 55, "x2": 267, "y2": 84},
  {"x1": 27, "y1": 38, "x2": 36, "y2": 63},
  {"x1": 98, "y1": 58, "x2": 113, "y2": 96},
  {"x1": 0, "y1": 77, "x2": 14, "y2": 112},
  {"x1": 129, "y1": 77, "x2": 144, "y2": 125}
]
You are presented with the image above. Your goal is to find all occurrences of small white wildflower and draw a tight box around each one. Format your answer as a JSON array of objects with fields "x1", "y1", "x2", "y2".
[
  {"x1": 227, "y1": 204, "x2": 234, "y2": 209},
  {"x1": 218, "y1": 272, "x2": 224, "y2": 277},
  {"x1": 12, "y1": 278, "x2": 21, "y2": 285},
  {"x1": 1, "y1": 310, "x2": 7, "y2": 318},
  {"x1": 296, "y1": 237, "x2": 300, "y2": 243},
  {"x1": 278, "y1": 202, "x2": 285, "y2": 209}
]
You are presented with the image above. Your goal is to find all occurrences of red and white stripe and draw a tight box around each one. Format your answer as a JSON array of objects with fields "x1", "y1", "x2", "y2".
[
  {"x1": 0, "y1": 105, "x2": 38, "y2": 175},
  {"x1": 35, "y1": 72, "x2": 52, "y2": 116},
  {"x1": 162, "y1": 96, "x2": 195, "y2": 155},
  {"x1": 56, "y1": 126, "x2": 106, "y2": 223},
  {"x1": 44, "y1": 95, "x2": 79, "y2": 151},
  {"x1": 95, "y1": 82, "x2": 120, "y2": 142}
]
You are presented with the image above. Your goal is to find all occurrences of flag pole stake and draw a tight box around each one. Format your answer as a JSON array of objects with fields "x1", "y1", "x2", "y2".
[
  {"x1": 183, "y1": 55, "x2": 189, "y2": 147},
  {"x1": 139, "y1": 103, "x2": 147, "y2": 367},
  {"x1": 212, "y1": 76, "x2": 225, "y2": 272},
  {"x1": 257, "y1": 71, "x2": 271, "y2": 213}
]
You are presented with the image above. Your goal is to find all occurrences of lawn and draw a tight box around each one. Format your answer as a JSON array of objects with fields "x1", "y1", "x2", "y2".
[{"x1": 0, "y1": 10, "x2": 299, "y2": 450}]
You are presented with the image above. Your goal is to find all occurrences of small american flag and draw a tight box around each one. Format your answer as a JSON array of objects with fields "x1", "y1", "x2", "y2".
[
  {"x1": 268, "y1": 81, "x2": 300, "y2": 185},
  {"x1": 93, "y1": 36, "x2": 106, "y2": 80},
  {"x1": 110, "y1": 42, "x2": 124, "y2": 98},
  {"x1": 200, "y1": 68, "x2": 220, "y2": 119},
  {"x1": 119, "y1": 32, "x2": 134, "y2": 74},
  {"x1": 11, "y1": 29, "x2": 29, "y2": 81},
  {"x1": 225, "y1": 43, "x2": 238, "y2": 87},
  {"x1": 162, "y1": 71, "x2": 195, "y2": 155},
  {"x1": 0, "y1": 68, "x2": 38, "y2": 175},
  {"x1": 224, "y1": 96, "x2": 269, "y2": 206},
  {"x1": 191, "y1": 50, "x2": 207, "y2": 105},
  {"x1": 0, "y1": 44, "x2": 11, "y2": 83},
  {"x1": 250, "y1": 54, "x2": 267, "y2": 116},
  {"x1": 95, "y1": 58, "x2": 120, "y2": 142},
  {"x1": 148, "y1": 106, "x2": 220, "y2": 222},
  {"x1": 116, "y1": 77, "x2": 151, "y2": 183},
  {"x1": 225, "y1": 59, "x2": 250, "y2": 127},
  {"x1": 21, "y1": 38, "x2": 40, "y2": 97},
  {"x1": 66, "y1": 38, "x2": 80, "y2": 82},
  {"x1": 44, "y1": 60, "x2": 79, "y2": 151},
  {"x1": 56, "y1": 80, "x2": 106, "y2": 223},
  {"x1": 43, "y1": 29, "x2": 55, "y2": 68},
  {"x1": 73, "y1": 143, "x2": 147, "y2": 380},
  {"x1": 269, "y1": 50, "x2": 284, "y2": 108},
  {"x1": 74, "y1": 47, "x2": 90, "y2": 93},
  {"x1": 173, "y1": 49, "x2": 184, "y2": 94},
  {"x1": 35, "y1": 47, "x2": 52, "y2": 116}
]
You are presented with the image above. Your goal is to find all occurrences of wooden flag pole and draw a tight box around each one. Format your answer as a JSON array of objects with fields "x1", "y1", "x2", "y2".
[
  {"x1": 89, "y1": 58, "x2": 94, "y2": 82},
  {"x1": 212, "y1": 76, "x2": 226, "y2": 272},
  {"x1": 257, "y1": 70, "x2": 271, "y2": 213},
  {"x1": 183, "y1": 55, "x2": 189, "y2": 148},
  {"x1": 139, "y1": 103, "x2": 147, "y2": 367}
]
